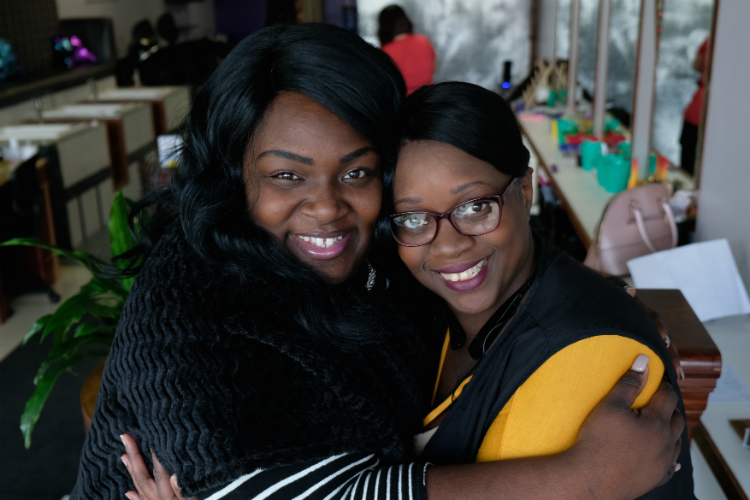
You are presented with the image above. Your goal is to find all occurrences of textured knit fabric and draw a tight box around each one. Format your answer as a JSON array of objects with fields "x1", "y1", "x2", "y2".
[
  {"x1": 200, "y1": 453, "x2": 428, "y2": 500},
  {"x1": 382, "y1": 34, "x2": 435, "y2": 95},
  {"x1": 419, "y1": 238, "x2": 697, "y2": 500},
  {"x1": 70, "y1": 222, "x2": 423, "y2": 499}
]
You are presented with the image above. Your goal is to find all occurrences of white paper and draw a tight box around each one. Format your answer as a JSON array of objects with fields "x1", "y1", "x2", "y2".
[
  {"x1": 707, "y1": 365, "x2": 750, "y2": 404},
  {"x1": 627, "y1": 239, "x2": 750, "y2": 321}
]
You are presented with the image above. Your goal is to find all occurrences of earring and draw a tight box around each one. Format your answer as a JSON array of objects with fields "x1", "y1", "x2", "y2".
[{"x1": 366, "y1": 261, "x2": 377, "y2": 291}]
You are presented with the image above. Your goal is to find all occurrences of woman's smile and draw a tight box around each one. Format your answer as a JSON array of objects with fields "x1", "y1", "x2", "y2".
[
  {"x1": 434, "y1": 256, "x2": 491, "y2": 292},
  {"x1": 293, "y1": 231, "x2": 353, "y2": 259}
]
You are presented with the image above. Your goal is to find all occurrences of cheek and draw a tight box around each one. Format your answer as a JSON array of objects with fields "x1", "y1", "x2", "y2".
[
  {"x1": 398, "y1": 247, "x2": 428, "y2": 279},
  {"x1": 351, "y1": 183, "x2": 383, "y2": 228},
  {"x1": 248, "y1": 188, "x2": 299, "y2": 240}
]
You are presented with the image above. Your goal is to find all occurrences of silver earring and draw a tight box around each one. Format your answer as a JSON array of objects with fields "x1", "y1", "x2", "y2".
[{"x1": 366, "y1": 261, "x2": 377, "y2": 291}]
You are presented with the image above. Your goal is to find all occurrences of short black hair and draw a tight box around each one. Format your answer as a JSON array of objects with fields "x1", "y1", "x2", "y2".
[
  {"x1": 378, "y1": 5, "x2": 414, "y2": 46},
  {"x1": 397, "y1": 81, "x2": 530, "y2": 178},
  {"x1": 121, "y1": 24, "x2": 407, "y2": 351}
]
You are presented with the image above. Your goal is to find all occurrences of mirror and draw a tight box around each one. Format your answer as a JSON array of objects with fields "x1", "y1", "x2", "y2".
[
  {"x1": 357, "y1": 0, "x2": 532, "y2": 89},
  {"x1": 652, "y1": 0, "x2": 714, "y2": 179},
  {"x1": 606, "y1": 0, "x2": 640, "y2": 121},
  {"x1": 555, "y1": 0, "x2": 571, "y2": 60},
  {"x1": 576, "y1": 0, "x2": 600, "y2": 101}
]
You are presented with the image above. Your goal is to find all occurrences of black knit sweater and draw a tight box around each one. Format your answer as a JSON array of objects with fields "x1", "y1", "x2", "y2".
[{"x1": 70, "y1": 223, "x2": 423, "y2": 499}]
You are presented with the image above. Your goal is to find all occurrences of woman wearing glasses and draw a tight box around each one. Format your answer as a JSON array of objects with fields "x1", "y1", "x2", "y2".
[
  {"x1": 110, "y1": 27, "x2": 684, "y2": 500},
  {"x1": 386, "y1": 82, "x2": 694, "y2": 499}
]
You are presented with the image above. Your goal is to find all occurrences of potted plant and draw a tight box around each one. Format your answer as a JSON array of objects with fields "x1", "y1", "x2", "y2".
[{"x1": 1, "y1": 191, "x2": 146, "y2": 448}]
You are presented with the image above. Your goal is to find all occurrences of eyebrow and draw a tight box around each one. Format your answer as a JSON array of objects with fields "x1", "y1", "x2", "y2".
[
  {"x1": 394, "y1": 181, "x2": 493, "y2": 207},
  {"x1": 256, "y1": 147, "x2": 374, "y2": 166},
  {"x1": 393, "y1": 196, "x2": 422, "y2": 207},
  {"x1": 451, "y1": 181, "x2": 490, "y2": 194},
  {"x1": 339, "y1": 146, "x2": 375, "y2": 164},
  {"x1": 257, "y1": 150, "x2": 314, "y2": 165}
]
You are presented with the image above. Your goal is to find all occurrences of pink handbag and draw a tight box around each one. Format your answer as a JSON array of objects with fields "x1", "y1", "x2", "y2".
[{"x1": 584, "y1": 183, "x2": 678, "y2": 276}]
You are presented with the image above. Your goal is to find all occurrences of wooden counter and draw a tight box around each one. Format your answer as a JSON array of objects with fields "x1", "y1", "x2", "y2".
[{"x1": 637, "y1": 289, "x2": 722, "y2": 438}]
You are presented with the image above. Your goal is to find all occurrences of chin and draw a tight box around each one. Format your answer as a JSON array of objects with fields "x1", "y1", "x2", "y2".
[{"x1": 450, "y1": 294, "x2": 497, "y2": 316}]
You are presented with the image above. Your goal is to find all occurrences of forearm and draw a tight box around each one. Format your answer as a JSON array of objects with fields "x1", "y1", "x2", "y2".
[{"x1": 425, "y1": 449, "x2": 607, "y2": 500}]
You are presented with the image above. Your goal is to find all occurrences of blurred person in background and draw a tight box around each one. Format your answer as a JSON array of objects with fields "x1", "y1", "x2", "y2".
[
  {"x1": 680, "y1": 37, "x2": 709, "y2": 176},
  {"x1": 378, "y1": 5, "x2": 435, "y2": 95}
]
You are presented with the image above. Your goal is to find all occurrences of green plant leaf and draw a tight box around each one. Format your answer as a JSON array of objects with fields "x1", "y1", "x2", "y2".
[
  {"x1": 0, "y1": 238, "x2": 105, "y2": 272},
  {"x1": 34, "y1": 334, "x2": 113, "y2": 384},
  {"x1": 109, "y1": 192, "x2": 147, "y2": 292},
  {"x1": 73, "y1": 320, "x2": 115, "y2": 338},
  {"x1": 23, "y1": 315, "x2": 52, "y2": 345},
  {"x1": 39, "y1": 295, "x2": 88, "y2": 345},
  {"x1": 20, "y1": 350, "x2": 109, "y2": 448},
  {"x1": 109, "y1": 191, "x2": 137, "y2": 258},
  {"x1": 40, "y1": 281, "x2": 124, "y2": 345}
]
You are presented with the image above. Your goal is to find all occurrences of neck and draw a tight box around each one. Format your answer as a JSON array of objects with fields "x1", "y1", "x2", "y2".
[
  {"x1": 393, "y1": 33, "x2": 409, "y2": 41},
  {"x1": 453, "y1": 234, "x2": 536, "y2": 342}
]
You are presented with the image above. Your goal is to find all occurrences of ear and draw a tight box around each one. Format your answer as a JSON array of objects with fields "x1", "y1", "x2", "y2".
[{"x1": 520, "y1": 167, "x2": 534, "y2": 216}]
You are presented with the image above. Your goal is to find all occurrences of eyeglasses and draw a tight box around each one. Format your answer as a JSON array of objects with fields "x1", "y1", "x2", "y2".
[{"x1": 390, "y1": 178, "x2": 518, "y2": 247}]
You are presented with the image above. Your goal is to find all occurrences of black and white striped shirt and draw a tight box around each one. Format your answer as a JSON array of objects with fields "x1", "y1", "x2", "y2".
[{"x1": 201, "y1": 453, "x2": 429, "y2": 500}]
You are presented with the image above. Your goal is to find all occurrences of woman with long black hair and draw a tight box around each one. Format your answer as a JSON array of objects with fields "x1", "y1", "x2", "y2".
[{"x1": 79, "y1": 24, "x2": 683, "y2": 500}]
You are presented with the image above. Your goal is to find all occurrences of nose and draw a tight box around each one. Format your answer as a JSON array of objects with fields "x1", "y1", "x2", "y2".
[
  {"x1": 430, "y1": 218, "x2": 473, "y2": 259},
  {"x1": 299, "y1": 180, "x2": 349, "y2": 224}
]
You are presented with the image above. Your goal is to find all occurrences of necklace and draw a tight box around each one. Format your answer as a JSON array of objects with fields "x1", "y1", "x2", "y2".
[{"x1": 448, "y1": 270, "x2": 537, "y2": 361}]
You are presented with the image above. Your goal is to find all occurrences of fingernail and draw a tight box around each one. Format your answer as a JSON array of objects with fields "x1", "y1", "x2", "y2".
[
  {"x1": 674, "y1": 462, "x2": 681, "y2": 472},
  {"x1": 120, "y1": 434, "x2": 126, "y2": 448},
  {"x1": 121, "y1": 455, "x2": 128, "y2": 468},
  {"x1": 631, "y1": 354, "x2": 649, "y2": 372}
]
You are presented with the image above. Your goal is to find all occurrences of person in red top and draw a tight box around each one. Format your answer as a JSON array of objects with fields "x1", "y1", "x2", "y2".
[
  {"x1": 680, "y1": 37, "x2": 709, "y2": 175},
  {"x1": 378, "y1": 5, "x2": 435, "y2": 95}
]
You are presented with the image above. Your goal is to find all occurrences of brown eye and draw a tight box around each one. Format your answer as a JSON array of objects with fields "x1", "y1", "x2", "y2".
[
  {"x1": 343, "y1": 168, "x2": 372, "y2": 180},
  {"x1": 272, "y1": 172, "x2": 301, "y2": 181}
]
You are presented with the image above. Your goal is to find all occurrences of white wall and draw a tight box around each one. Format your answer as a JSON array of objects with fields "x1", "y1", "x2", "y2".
[
  {"x1": 695, "y1": 0, "x2": 750, "y2": 287},
  {"x1": 166, "y1": 1, "x2": 216, "y2": 41}
]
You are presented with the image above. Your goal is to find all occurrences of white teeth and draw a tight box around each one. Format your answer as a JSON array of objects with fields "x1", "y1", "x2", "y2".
[
  {"x1": 440, "y1": 259, "x2": 487, "y2": 283},
  {"x1": 298, "y1": 235, "x2": 344, "y2": 248}
]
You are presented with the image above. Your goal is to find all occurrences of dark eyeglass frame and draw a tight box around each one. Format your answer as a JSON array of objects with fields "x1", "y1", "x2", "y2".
[{"x1": 390, "y1": 178, "x2": 518, "y2": 247}]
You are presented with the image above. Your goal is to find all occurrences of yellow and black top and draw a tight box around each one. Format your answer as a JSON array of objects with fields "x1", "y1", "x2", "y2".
[{"x1": 418, "y1": 238, "x2": 695, "y2": 500}]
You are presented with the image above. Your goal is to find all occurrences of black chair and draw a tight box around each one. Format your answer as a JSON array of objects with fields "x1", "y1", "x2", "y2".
[{"x1": 0, "y1": 155, "x2": 60, "y2": 304}]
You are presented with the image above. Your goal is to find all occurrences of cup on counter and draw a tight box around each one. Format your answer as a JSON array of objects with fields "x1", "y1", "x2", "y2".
[
  {"x1": 557, "y1": 118, "x2": 578, "y2": 145},
  {"x1": 618, "y1": 142, "x2": 631, "y2": 160},
  {"x1": 597, "y1": 155, "x2": 630, "y2": 193},
  {"x1": 580, "y1": 141, "x2": 604, "y2": 171}
]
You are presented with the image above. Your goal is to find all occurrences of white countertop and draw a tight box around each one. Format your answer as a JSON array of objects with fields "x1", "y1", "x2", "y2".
[
  {"x1": 42, "y1": 103, "x2": 141, "y2": 119},
  {"x1": 97, "y1": 87, "x2": 181, "y2": 101},
  {"x1": 702, "y1": 314, "x2": 750, "y2": 493}
]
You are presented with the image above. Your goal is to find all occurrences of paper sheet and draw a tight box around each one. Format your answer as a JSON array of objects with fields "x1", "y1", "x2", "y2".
[
  {"x1": 627, "y1": 239, "x2": 750, "y2": 321},
  {"x1": 708, "y1": 365, "x2": 750, "y2": 404}
]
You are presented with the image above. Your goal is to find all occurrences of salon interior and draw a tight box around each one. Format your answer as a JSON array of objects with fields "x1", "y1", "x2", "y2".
[{"x1": 0, "y1": 0, "x2": 748, "y2": 498}]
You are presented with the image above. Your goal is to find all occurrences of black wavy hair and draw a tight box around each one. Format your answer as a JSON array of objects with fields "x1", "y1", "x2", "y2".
[
  {"x1": 119, "y1": 24, "x2": 407, "y2": 351},
  {"x1": 378, "y1": 5, "x2": 414, "y2": 46},
  {"x1": 374, "y1": 81, "x2": 531, "y2": 270}
]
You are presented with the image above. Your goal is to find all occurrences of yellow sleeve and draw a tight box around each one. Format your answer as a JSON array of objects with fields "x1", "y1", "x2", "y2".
[{"x1": 476, "y1": 335, "x2": 664, "y2": 462}]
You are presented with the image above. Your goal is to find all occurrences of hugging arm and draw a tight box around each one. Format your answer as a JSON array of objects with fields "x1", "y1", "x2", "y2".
[{"x1": 121, "y1": 362, "x2": 683, "y2": 500}]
